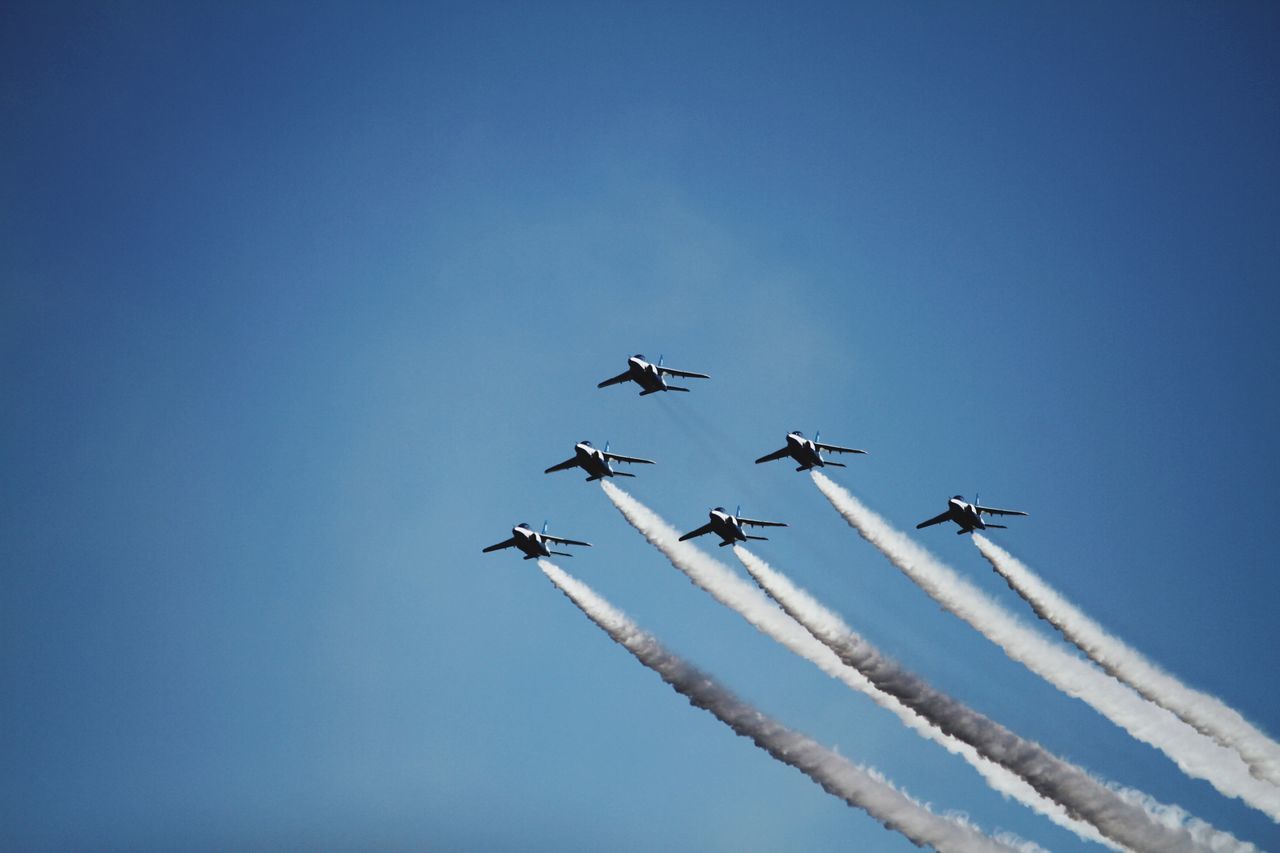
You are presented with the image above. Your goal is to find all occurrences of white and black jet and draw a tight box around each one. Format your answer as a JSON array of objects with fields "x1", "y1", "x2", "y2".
[
  {"x1": 755, "y1": 430, "x2": 867, "y2": 471},
  {"x1": 482, "y1": 522, "x2": 592, "y2": 560},
  {"x1": 916, "y1": 495, "x2": 1028, "y2": 535},
  {"x1": 597, "y1": 354, "x2": 710, "y2": 395},
  {"x1": 678, "y1": 506, "x2": 787, "y2": 548},
  {"x1": 544, "y1": 440, "x2": 655, "y2": 481}
]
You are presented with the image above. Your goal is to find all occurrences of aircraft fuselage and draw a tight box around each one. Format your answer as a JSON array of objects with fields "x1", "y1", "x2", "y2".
[
  {"x1": 706, "y1": 509, "x2": 747, "y2": 545},
  {"x1": 786, "y1": 432, "x2": 827, "y2": 469},
  {"x1": 950, "y1": 499, "x2": 987, "y2": 532},
  {"x1": 574, "y1": 443, "x2": 616, "y2": 479},
  {"x1": 627, "y1": 357, "x2": 669, "y2": 393},
  {"x1": 512, "y1": 525, "x2": 553, "y2": 559}
]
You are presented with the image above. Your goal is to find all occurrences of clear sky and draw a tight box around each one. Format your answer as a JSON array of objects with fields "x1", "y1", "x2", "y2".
[{"x1": 3, "y1": 2, "x2": 1279, "y2": 850}]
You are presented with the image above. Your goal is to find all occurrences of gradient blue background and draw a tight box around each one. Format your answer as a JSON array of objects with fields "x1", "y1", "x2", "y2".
[{"x1": 4, "y1": 2, "x2": 1278, "y2": 850}]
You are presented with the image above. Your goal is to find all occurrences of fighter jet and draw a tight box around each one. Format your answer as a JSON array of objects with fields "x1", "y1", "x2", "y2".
[
  {"x1": 755, "y1": 431, "x2": 867, "y2": 471},
  {"x1": 597, "y1": 354, "x2": 710, "y2": 395},
  {"x1": 482, "y1": 522, "x2": 592, "y2": 559},
  {"x1": 544, "y1": 440, "x2": 655, "y2": 481},
  {"x1": 678, "y1": 506, "x2": 787, "y2": 547},
  {"x1": 916, "y1": 495, "x2": 1028, "y2": 535}
]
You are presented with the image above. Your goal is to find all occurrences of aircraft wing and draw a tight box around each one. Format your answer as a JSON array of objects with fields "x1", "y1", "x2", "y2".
[
  {"x1": 678, "y1": 522, "x2": 716, "y2": 541},
  {"x1": 737, "y1": 517, "x2": 787, "y2": 528},
  {"x1": 977, "y1": 505, "x2": 1028, "y2": 517},
  {"x1": 543, "y1": 534, "x2": 592, "y2": 547},
  {"x1": 603, "y1": 451, "x2": 655, "y2": 465},
  {"x1": 657, "y1": 366, "x2": 710, "y2": 379},
  {"x1": 597, "y1": 371, "x2": 632, "y2": 388},
  {"x1": 482, "y1": 537, "x2": 518, "y2": 553},
  {"x1": 755, "y1": 446, "x2": 790, "y2": 464},
  {"x1": 815, "y1": 441, "x2": 867, "y2": 455},
  {"x1": 915, "y1": 512, "x2": 951, "y2": 530},
  {"x1": 544, "y1": 457, "x2": 580, "y2": 474}
]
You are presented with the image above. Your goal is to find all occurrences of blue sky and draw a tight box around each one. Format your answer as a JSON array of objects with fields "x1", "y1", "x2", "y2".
[{"x1": 3, "y1": 2, "x2": 1279, "y2": 849}]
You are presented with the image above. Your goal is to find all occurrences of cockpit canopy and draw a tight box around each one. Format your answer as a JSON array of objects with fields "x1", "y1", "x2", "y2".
[
  {"x1": 517, "y1": 522, "x2": 532, "y2": 529},
  {"x1": 952, "y1": 495, "x2": 965, "y2": 501}
]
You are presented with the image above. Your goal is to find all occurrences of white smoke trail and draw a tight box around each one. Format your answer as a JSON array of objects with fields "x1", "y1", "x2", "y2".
[
  {"x1": 973, "y1": 534, "x2": 1280, "y2": 788},
  {"x1": 599, "y1": 481, "x2": 1110, "y2": 846},
  {"x1": 812, "y1": 471, "x2": 1280, "y2": 822},
  {"x1": 734, "y1": 545, "x2": 1255, "y2": 853},
  {"x1": 537, "y1": 559, "x2": 1023, "y2": 853}
]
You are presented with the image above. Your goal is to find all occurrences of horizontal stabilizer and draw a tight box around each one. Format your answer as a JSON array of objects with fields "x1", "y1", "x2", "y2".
[
  {"x1": 639, "y1": 388, "x2": 659, "y2": 396},
  {"x1": 745, "y1": 534, "x2": 769, "y2": 541},
  {"x1": 666, "y1": 385, "x2": 690, "y2": 392},
  {"x1": 612, "y1": 471, "x2": 636, "y2": 477},
  {"x1": 985, "y1": 524, "x2": 1007, "y2": 529},
  {"x1": 823, "y1": 460, "x2": 846, "y2": 468},
  {"x1": 551, "y1": 550, "x2": 574, "y2": 557}
]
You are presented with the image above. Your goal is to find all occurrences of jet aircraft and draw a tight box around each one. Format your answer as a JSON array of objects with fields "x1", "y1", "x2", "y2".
[
  {"x1": 544, "y1": 440, "x2": 655, "y2": 481},
  {"x1": 678, "y1": 506, "x2": 787, "y2": 547},
  {"x1": 756, "y1": 431, "x2": 867, "y2": 471},
  {"x1": 482, "y1": 522, "x2": 592, "y2": 559},
  {"x1": 916, "y1": 495, "x2": 1028, "y2": 535},
  {"x1": 597, "y1": 354, "x2": 710, "y2": 395}
]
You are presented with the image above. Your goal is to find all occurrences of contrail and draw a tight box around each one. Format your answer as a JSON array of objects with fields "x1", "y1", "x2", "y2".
[
  {"x1": 537, "y1": 559, "x2": 1023, "y2": 853},
  {"x1": 972, "y1": 534, "x2": 1280, "y2": 788},
  {"x1": 734, "y1": 545, "x2": 1255, "y2": 853},
  {"x1": 599, "y1": 481, "x2": 1112, "y2": 846},
  {"x1": 812, "y1": 471, "x2": 1280, "y2": 822}
]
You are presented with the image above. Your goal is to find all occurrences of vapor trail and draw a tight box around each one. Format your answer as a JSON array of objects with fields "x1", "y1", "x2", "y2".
[
  {"x1": 599, "y1": 481, "x2": 1111, "y2": 845},
  {"x1": 972, "y1": 534, "x2": 1280, "y2": 788},
  {"x1": 812, "y1": 471, "x2": 1280, "y2": 821},
  {"x1": 734, "y1": 545, "x2": 1254, "y2": 853},
  {"x1": 537, "y1": 559, "x2": 1021, "y2": 853}
]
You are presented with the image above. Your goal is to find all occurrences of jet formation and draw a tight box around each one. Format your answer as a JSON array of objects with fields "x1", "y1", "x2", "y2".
[{"x1": 483, "y1": 353, "x2": 1027, "y2": 559}]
